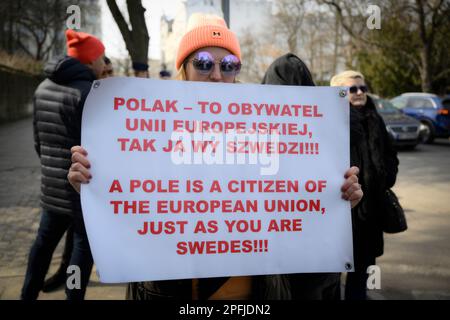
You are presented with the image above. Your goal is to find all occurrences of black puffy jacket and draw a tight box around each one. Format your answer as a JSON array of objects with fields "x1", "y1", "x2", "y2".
[{"x1": 33, "y1": 56, "x2": 96, "y2": 216}]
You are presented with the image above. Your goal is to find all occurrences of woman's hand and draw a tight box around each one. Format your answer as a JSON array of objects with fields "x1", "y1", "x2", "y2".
[
  {"x1": 341, "y1": 166, "x2": 363, "y2": 208},
  {"x1": 68, "y1": 146, "x2": 92, "y2": 193}
]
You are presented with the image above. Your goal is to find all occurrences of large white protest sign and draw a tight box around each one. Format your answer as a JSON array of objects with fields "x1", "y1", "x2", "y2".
[{"x1": 80, "y1": 77, "x2": 353, "y2": 283}]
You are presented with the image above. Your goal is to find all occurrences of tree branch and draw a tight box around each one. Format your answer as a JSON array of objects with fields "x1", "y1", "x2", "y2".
[
  {"x1": 106, "y1": 0, "x2": 134, "y2": 55},
  {"x1": 126, "y1": 0, "x2": 149, "y2": 63}
]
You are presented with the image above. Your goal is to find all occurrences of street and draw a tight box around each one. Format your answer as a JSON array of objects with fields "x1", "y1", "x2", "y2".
[
  {"x1": 0, "y1": 117, "x2": 449, "y2": 300},
  {"x1": 374, "y1": 139, "x2": 450, "y2": 299}
]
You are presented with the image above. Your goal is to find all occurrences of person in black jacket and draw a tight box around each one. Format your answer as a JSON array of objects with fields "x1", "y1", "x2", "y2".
[
  {"x1": 331, "y1": 70, "x2": 399, "y2": 300},
  {"x1": 21, "y1": 29, "x2": 105, "y2": 300},
  {"x1": 262, "y1": 53, "x2": 343, "y2": 300}
]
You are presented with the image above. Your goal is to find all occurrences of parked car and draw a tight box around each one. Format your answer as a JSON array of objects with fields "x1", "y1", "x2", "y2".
[
  {"x1": 390, "y1": 93, "x2": 450, "y2": 143},
  {"x1": 370, "y1": 95, "x2": 422, "y2": 149}
]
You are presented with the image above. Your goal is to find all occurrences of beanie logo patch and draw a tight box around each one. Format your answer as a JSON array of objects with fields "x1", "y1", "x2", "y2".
[{"x1": 211, "y1": 30, "x2": 222, "y2": 39}]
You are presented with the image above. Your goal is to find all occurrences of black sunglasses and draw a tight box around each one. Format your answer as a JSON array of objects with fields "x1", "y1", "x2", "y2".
[
  {"x1": 189, "y1": 51, "x2": 241, "y2": 77},
  {"x1": 348, "y1": 85, "x2": 368, "y2": 94}
]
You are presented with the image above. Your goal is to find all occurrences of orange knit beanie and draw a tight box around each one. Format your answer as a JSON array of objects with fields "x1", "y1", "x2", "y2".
[
  {"x1": 66, "y1": 29, "x2": 105, "y2": 64},
  {"x1": 176, "y1": 13, "x2": 241, "y2": 70}
]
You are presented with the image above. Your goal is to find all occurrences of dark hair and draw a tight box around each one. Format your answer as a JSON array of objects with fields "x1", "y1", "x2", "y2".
[
  {"x1": 104, "y1": 56, "x2": 111, "y2": 65},
  {"x1": 261, "y1": 53, "x2": 315, "y2": 86},
  {"x1": 159, "y1": 70, "x2": 171, "y2": 77}
]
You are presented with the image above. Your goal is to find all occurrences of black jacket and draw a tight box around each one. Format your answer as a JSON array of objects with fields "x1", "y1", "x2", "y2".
[
  {"x1": 350, "y1": 96, "x2": 399, "y2": 263},
  {"x1": 126, "y1": 275, "x2": 291, "y2": 300},
  {"x1": 33, "y1": 56, "x2": 96, "y2": 216}
]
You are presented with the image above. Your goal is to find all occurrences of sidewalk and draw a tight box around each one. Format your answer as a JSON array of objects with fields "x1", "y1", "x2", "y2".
[{"x1": 0, "y1": 118, "x2": 126, "y2": 299}]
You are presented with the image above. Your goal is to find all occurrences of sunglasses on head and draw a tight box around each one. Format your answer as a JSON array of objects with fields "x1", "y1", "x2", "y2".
[
  {"x1": 189, "y1": 51, "x2": 241, "y2": 77},
  {"x1": 348, "y1": 85, "x2": 368, "y2": 94}
]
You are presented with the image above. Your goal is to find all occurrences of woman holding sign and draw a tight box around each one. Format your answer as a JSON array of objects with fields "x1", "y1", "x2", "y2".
[{"x1": 68, "y1": 13, "x2": 363, "y2": 300}]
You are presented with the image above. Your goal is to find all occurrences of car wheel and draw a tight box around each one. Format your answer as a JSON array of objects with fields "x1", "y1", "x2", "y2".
[{"x1": 420, "y1": 122, "x2": 435, "y2": 144}]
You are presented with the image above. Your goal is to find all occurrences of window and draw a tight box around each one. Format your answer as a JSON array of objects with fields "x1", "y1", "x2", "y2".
[
  {"x1": 391, "y1": 97, "x2": 407, "y2": 109},
  {"x1": 408, "y1": 97, "x2": 434, "y2": 109},
  {"x1": 442, "y1": 99, "x2": 450, "y2": 109}
]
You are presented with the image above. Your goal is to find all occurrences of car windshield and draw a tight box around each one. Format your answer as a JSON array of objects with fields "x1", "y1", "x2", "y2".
[{"x1": 376, "y1": 99, "x2": 401, "y2": 114}]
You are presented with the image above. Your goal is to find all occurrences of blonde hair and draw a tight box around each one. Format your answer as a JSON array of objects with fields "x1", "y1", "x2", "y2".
[
  {"x1": 176, "y1": 66, "x2": 187, "y2": 81},
  {"x1": 330, "y1": 70, "x2": 365, "y2": 86}
]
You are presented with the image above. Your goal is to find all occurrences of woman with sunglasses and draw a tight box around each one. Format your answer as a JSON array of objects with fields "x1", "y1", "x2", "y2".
[
  {"x1": 68, "y1": 14, "x2": 363, "y2": 300},
  {"x1": 331, "y1": 71, "x2": 399, "y2": 300}
]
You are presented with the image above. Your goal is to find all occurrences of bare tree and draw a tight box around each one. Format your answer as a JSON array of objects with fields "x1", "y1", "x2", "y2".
[
  {"x1": 272, "y1": 0, "x2": 309, "y2": 54},
  {"x1": 414, "y1": 0, "x2": 449, "y2": 92},
  {"x1": 238, "y1": 28, "x2": 285, "y2": 83},
  {"x1": 300, "y1": 11, "x2": 338, "y2": 82},
  {"x1": 0, "y1": 0, "x2": 102, "y2": 62},
  {"x1": 269, "y1": 0, "x2": 343, "y2": 83},
  {"x1": 0, "y1": 0, "x2": 70, "y2": 61},
  {"x1": 321, "y1": 0, "x2": 450, "y2": 92},
  {"x1": 18, "y1": 1, "x2": 68, "y2": 60},
  {"x1": 0, "y1": 0, "x2": 19, "y2": 54},
  {"x1": 106, "y1": 0, "x2": 150, "y2": 76}
]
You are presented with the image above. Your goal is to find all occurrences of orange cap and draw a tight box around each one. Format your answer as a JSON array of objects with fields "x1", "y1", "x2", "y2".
[
  {"x1": 176, "y1": 13, "x2": 241, "y2": 70},
  {"x1": 65, "y1": 29, "x2": 105, "y2": 64}
]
